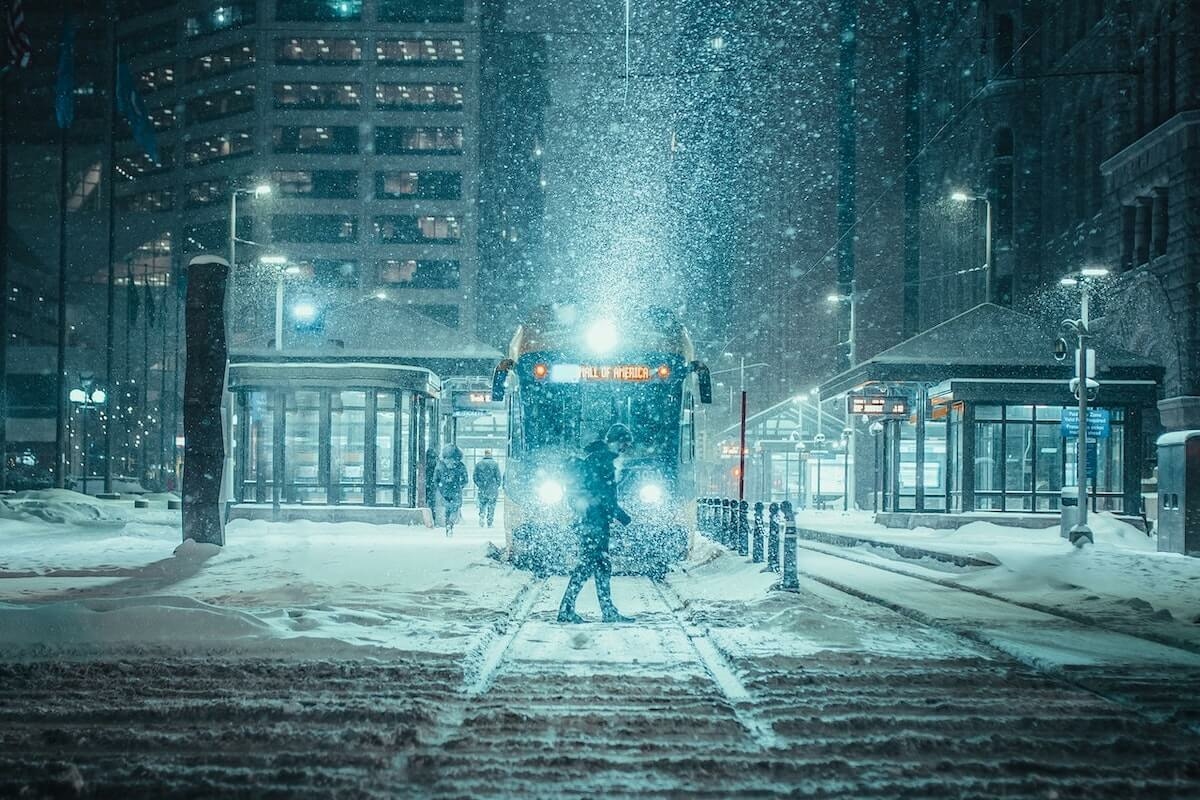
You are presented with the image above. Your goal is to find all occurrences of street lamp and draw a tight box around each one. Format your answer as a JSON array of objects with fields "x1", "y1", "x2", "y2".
[
  {"x1": 841, "y1": 426, "x2": 853, "y2": 512},
  {"x1": 229, "y1": 182, "x2": 272, "y2": 278},
  {"x1": 261, "y1": 256, "x2": 301, "y2": 351},
  {"x1": 825, "y1": 281, "x2": 857, "y2": 368},
  {"x1": 1059, "y1": 266, "x2": 1110, "y2": 547},
  {"x1": 951, "y1": 189, "x2": 993, "y2": 304},
  {"x1": 69, "y1": 376, "x2": 107, "y2": 495}
]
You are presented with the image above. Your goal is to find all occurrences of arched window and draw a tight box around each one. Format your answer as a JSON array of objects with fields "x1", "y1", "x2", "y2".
[
  {"x1": 993, "y1": 14, "x2": 1014, "y2": 77},
  {"x1": 1089, "y1": 99, "x2": 1104, "y2": 216}
]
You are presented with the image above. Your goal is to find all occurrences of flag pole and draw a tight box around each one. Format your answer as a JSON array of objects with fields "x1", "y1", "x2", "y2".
[{"x1": 102, "y1": 9, "x2": 117, "y2": 494}]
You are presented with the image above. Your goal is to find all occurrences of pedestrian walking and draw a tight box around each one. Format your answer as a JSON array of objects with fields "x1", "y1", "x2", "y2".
[
  {"x1": 435, "y1": 444, "x2": 468, "y2": 536},
  {"x1": 557, "y1": 424, "x2": 635, "y2": 624},
  {"x1": 473, "y1": 450, "x2": 502, "y2": 528},
  {"x1": 424, "y1": 445, "x2": 440, "y2": 525}
]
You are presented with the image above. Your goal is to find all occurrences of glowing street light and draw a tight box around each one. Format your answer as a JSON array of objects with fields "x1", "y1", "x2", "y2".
[{"x1": 951, "y1": 188, "x2": 993, "y2": 304}]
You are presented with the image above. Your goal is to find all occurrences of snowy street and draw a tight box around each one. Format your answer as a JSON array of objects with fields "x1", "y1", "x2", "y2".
[{"x1": 2, "y1": 491, "x2": 1200, "y2": 797}]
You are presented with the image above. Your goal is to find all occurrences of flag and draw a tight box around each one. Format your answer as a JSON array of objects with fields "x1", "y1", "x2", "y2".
[
  {"x1": 55, "y1": 12, "x2": 75, "y2": 129},
  {"x1": 5, "y1": 0, "x2": 31, "y2": 69},
  {"x1": 126, "y1": 266, "x2": 140, "y2": 326},
  {"x1": 143, "y1": 279, "x2": 155, "y2": 327},
  {"x1": 115, "y1": 60, "x2": 158, "y2": 163}
]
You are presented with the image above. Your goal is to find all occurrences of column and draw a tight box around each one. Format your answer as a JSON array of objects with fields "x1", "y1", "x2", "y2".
[{"x1": 1152, "y1": 187, "x2": 1169, "y2": 258}]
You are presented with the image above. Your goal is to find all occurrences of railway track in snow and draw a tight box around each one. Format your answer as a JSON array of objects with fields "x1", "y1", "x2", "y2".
[{"x1": 787, "y1": 538, "x2": 1200, "y2": 734}]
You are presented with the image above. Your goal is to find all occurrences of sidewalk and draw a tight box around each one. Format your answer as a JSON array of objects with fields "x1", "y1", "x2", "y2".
[{"x1": 784, "y1": 508, "x2": 1200, "y2": 650}]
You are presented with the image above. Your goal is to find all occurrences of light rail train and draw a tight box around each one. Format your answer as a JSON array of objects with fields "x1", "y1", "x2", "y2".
[{"x1": 491, "y1": 305, "x2": 712, "y2": 576}]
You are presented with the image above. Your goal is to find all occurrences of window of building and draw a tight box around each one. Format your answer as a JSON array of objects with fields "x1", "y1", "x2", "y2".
[
  {"x1": 378, "y1": 0, "x2": 464, "y2": 23},
  {"x1": 188, "y1": 41, "x2": 255, "y2": 82},
  {"x1": 276, "y1": 37, "x2": 362, "y2": 64},
  {"x1": 375, "y1": 127, "x2": 463, "y2": 155},
  {"x1": 185, "y1": 3, "x2": 256, "y2": 38},
  {"x1": 375, "y1": 83, "x2": 464, "y2": 111},
  {"x1": 185, "y1": 130, "x2": 253, "y2": 166},
  {"x1": 379, "y1": 259, "x2": 460, "y2": 289},
  {"x1": 186, "y1": 177, "x2": 231, "y2": 207},
  {"x1": 115, "y1": 148, "x2": 174, "y2": 181},
  {"x1": 118, "y1": 0, "x2": 175, "y2": 15},
  {"x1": 187, "y1": 85, "x2": 256, "y2": 123},
  {"x1": 990, "y1": 128, "x2": 1013, "y2": 242},
  {"x1": 116, "y1": 189, "x2": 174, "y2": 213},
  {"x1": 993, "y1": 14, "x2": 1014, "y2": 77},
  {"x1": 376, "y1": 39, "x2": 465, "y2": 65},
  {"x1": 376, "y1": 171, "x2": 462, "y2": 200},
  {"x1": 288, "y1": 258, "x2": 360, "y2": 287},
  {"x1": 374, "y1": 215, "x2": 461, "y2": 244},
  {"x1": 137, "y1": 65, "x2": 175, "y2": 94},
  {"x1": 273, "y1": 126, "x2": 359, "y2": 154},
  {"x1": 273, "y1": 82, "x2": 362, "y2": 110},
  {"x1": 148, "y1": 106, "x2": 176, "y2": 131},
  {"x1": 272, "y1": 214, "x2": 359, "y2": 243},
  {"x1": 276, "y1": 0, "x2": 363, "y2": 21},
  {"x1": 273, "y1": 170, "x2": 360, "y2": 199},
  {"x1": 118, "y1": 22, "x2": 176, "y2": 58}
]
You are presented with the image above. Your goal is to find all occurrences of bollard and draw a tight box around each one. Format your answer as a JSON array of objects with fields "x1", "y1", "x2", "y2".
[
  {"x1": 696, "y1": 498, "x2": 704, "y2": 535},
  {"x1": 773, "y1": 500, "x2": 800, "y2": 592},
  {"x1": 752, "y1": 502, "x2": 765, "y2": 563},
  {"x1": 720, "y1": 499, "x2": 731, "y2": 546},
  {"x1": 766, "y1": 502, "x2": 780, "y2": 573},
  {"x1": 705, "y1": 498, "x2": 716, "y2": 538},
  {"x1": 737, "y1": 500, "x2": 750, "y2": 557}
]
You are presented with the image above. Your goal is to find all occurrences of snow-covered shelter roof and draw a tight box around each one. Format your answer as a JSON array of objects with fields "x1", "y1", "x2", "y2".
[{"x1": 821, "y1": 303, "x2": 1162, "y2": 397}]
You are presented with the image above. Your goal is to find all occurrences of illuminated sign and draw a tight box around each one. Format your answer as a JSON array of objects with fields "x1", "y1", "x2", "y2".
[
  {"x1": 847, "y1": 393, "x2": 910, "y2": 419},
  {"x1": 579, "y1": 364, "x2": 651, "y2": 382},
  {"x1": 451, "y1": 390, "x2": 504, "y2": 416}
]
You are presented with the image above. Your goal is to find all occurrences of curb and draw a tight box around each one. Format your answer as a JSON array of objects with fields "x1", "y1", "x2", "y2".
[{"x1": 795, "y1": 527, "x2": 997, "y2": 569}]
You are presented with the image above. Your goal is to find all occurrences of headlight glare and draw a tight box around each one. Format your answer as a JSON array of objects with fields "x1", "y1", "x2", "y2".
[
  {"x1": 638, "y1": 483, "x2": 665, "y2": 504},
  {"x1": 536, "y1": 479, "x2": 565, "y2": 505}
]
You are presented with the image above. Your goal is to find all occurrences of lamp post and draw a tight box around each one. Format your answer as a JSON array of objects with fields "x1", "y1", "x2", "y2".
[
  {"x1": 951, "y1": 190, "x2": 993, "y2": 304},
  {"x1": 69, "y1": 376, "x2": 107, "y2": 495},
  {"x1": 260, "y1": 256, "x2": 300, "y2": 351},
  {"x1": 711, "y1": 358, "x2": 768, "y2": 502},
  {"x1": 1060, "y1": 266, "x2": 1109, "y2": 547},
  {"x1": 841, "y1": 426, "x2": 853, "y2": 512},
  {"x1": 869, "y1": 420, "x2": 884, "y2": 513},
  {"x1": 229, "y1": 183, "x2": 272, "y2": 280}
]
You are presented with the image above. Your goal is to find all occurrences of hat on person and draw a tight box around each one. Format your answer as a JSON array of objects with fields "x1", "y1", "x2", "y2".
[{"x1": 605, "y1": 423, "x2": 633, "y2": 446}]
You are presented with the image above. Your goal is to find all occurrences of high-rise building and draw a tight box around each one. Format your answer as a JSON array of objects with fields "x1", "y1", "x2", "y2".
[{"x1": 113, "y1": 0, "x2": 482, "y2": 340}]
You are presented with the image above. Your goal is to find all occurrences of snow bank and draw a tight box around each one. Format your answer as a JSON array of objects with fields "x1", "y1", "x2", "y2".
[{"x1": 0, "y1": 489, "x2": 126, "y2": 527}]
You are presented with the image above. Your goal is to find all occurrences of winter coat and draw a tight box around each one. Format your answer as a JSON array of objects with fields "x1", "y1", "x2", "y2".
[
  {"x1": 473, "y1": 457, "x2": 502, "y2": 499},
  {"x1": 570, "y1": 439, "x2": 632, "y2": 531},
  {"x1": 435, "y1": 452, "x2": 468, "y2": 504}
]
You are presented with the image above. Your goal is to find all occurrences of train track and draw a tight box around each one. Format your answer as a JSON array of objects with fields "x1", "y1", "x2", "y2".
[{"x1": 786, "y1": 537, "x2": 1200, "y2": 734}]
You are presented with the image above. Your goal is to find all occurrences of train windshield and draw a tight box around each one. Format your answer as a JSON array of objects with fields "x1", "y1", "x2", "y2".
[{"x1": 522, "y1": 380, "x2": 681, "y2": 458}]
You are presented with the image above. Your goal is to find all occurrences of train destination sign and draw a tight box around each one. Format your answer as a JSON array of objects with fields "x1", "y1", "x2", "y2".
[
  {"x1": 580, "y1": 364, "x2": 651, "y2": 382},
  {"x1": 847, "y1": 393, "x2": 910, "y2": 419}
]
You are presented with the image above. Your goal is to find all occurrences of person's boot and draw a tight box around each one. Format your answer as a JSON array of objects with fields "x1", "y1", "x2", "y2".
[
  {"x1": 557, "y1": 572, "x2": 586, "y2": 623},
  {"x1": 600, "y1": 606, "x2": 634, "y2": 623}
]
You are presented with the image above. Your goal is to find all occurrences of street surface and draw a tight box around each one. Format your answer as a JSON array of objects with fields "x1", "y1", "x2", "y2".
[{"x1": 1, "y1": 496, "x2": 1199, "y2": 797}]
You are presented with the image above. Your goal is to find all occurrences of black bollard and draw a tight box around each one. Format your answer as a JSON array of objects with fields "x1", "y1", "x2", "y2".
[
  {"x1": 717, "y1": 499, "x2": 727, "y2": 545},
  {"x1": 752, "y1": 502, "x2": 765, "y2": 563},
  {"x1": 766, "y1": 502, "x2": 780, "y2": 573},
  {"x1": 737, "y1": 500, "x2": 749, "y2": 556},
  {"x1": 182, "y1": 255, "x2": 229, "y2": 546},
  {"x1": 773, "y1": 500, "x2": 800, "y2": 592},
  {"x1": 696, "y1": 498, "x2": 703, "y2": 534}
]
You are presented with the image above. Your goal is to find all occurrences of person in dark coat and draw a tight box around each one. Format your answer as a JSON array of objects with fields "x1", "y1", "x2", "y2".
[
  {"x1": 473, "y1": 450, "x2": 502, "y2": 528},
  {"x1": 557, "y1": 423, "x2": 634, "y2": 624},
  {"x1": 424, "y1": 445, "x2": 440, "y2": 524},
  {"x1": 435, "y1": 444, "x2": 468, "y2": 535}
]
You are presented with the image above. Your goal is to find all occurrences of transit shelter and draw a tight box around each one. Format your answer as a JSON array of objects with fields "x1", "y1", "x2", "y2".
[{"x1": 819, "y1": 304, "x2": 1162, "y2": 518}]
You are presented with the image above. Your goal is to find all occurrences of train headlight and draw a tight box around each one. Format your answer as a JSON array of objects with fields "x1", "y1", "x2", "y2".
[
  {"x1": 638, "y1": 483, "x2": 665, "y2": 505},
  {"x1": 586, "y1": 319, "x2": 618, "y2": 353},
  {"x1": 536, "y1": 479, "x2": 565, "y2": 505}
]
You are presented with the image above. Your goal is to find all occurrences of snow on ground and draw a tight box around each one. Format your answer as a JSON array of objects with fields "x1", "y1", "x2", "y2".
[
  {"x1": 792, "y1": 508, "x2": 1200, "y2": 646},
  {"x1": 0, "y1": 490, "x2": 528, "y2": 660}
]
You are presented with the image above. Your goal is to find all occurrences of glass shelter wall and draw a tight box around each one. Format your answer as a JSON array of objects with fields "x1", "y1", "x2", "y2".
[{"x1": 233, "y1": 386, "x2": 428, "y2": 507}]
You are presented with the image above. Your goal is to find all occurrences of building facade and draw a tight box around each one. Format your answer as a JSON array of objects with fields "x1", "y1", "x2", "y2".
[{"x1": 113, "y1": 0, "x2": 482, "y2": 341}]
